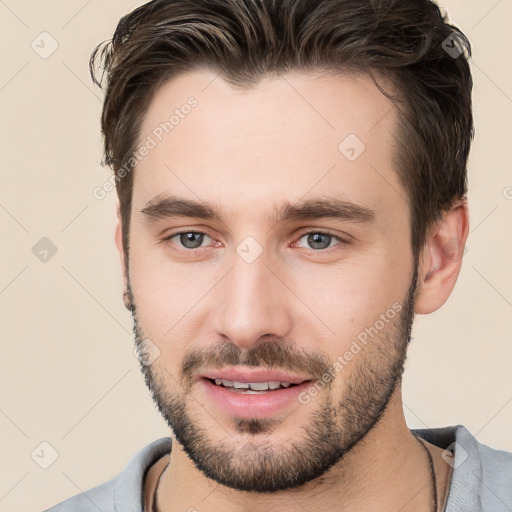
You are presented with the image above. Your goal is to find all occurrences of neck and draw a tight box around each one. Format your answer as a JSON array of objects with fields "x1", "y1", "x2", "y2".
[{"x1": 154, "y1": 384, "x2": 448, "y2": 512}]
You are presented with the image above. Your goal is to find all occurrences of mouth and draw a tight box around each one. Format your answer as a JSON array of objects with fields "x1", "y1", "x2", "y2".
[
  {"x1": 203, "y1": 377, "x2": 312, "y2": 393},
  {"x1": 198, "y1": 370, "x2": 317, "y2": 419},
  {"x1": 197, "y1": 367, "x2": 313, "y2": 386}
]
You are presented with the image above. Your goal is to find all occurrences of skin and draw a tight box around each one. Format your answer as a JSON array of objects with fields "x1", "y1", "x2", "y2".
[{"x1": 114, "y1": 69, "x2": 468, "y2": 511}]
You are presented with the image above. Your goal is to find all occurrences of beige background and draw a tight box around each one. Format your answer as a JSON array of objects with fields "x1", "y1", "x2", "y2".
[{"x1": 0, "y1": 1, "x2": 511, "y2": 511}]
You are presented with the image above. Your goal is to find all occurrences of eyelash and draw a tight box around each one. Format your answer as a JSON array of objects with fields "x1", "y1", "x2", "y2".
[{"x1": 160, "y1": 229, "x2": 350, "y2": 255}]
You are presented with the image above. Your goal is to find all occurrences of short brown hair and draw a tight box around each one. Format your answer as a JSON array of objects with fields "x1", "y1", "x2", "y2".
[{"x1": 89, "y1": 0, "x2": 473, "y2": 263}]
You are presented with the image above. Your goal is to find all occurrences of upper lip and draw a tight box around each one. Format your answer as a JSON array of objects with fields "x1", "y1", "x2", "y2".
[{"x1": 198, "y1": 367, "x2": 314, "y2": 384}]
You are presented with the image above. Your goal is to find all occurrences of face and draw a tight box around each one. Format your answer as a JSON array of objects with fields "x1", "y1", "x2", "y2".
[{"x1": 122, "y1": 69, "x2": 418, "y2": 492}]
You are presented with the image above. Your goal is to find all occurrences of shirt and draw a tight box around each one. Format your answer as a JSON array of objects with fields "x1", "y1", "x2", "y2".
[{"x1": 42, "y1": 425, "x2": 512, "y2": 511}]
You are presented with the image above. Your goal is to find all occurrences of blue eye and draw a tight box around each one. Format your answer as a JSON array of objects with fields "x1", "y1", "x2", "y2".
[
  {"x1": 165, "y1": 231, "x2": 212, "y2": 249},
  {"x1": 296, "y1": 232, "x2": 342, "y2": 251},
  {"x1": 160, "y1": 229, "x2": 349, "y2": 255}
]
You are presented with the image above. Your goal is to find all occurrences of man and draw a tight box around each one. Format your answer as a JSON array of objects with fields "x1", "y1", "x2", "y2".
[{"x1": 44, "y1": 0, "x2": 512, "y2": 511}]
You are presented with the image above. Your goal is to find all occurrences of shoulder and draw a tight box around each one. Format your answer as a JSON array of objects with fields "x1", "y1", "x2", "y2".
[
  {"x1": 416, "y1": 424, "x2": 512, "y2": 511},
  {"x1": 41, "y1": 437, "x2": 173, "y2": 512},
  {"x1": 42, "y1": 478, "x2": 116, "y2": 512},
  {"x1": 471, "y1": 431, "x2": 512, "y2": 507},
  {"x1": 453, "y1": 424, "x2": 512, "y2": 473}
]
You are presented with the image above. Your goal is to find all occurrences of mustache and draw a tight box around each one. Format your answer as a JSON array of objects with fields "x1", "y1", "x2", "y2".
[{"x1": 180, "y1": 339, "x2": 332, "y2": 387}]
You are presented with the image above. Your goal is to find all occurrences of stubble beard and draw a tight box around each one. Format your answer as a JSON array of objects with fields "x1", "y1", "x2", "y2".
[{"x1": 126, "y1": 260, "x2": 418, "y2": 493}]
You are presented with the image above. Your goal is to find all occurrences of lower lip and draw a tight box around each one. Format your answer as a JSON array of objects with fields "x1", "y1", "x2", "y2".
[{"x1": 199, "y1": 378, "x2": 314, "y2": 420}]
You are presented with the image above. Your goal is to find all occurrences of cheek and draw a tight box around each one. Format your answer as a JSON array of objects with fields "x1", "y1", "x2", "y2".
[
  {"x1": 289, "y1": 251, "x2": 409, "y2": 343},
  {"x1": 129, "y1": 248, "x2": 218, "y2": 343}
]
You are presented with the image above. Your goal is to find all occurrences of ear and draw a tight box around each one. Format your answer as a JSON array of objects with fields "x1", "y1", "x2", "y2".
[
  {"x1": 114, "y1": 203, "x2": 132, "y2": 311},
  {"x1": 414, "y1": 200, "x2": 469, "y2": 314}
]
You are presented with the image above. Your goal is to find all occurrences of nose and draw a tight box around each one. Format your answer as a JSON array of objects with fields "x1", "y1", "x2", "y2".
[{"x1": 212, "y1": 247, "x2": 293, "y2": 350}]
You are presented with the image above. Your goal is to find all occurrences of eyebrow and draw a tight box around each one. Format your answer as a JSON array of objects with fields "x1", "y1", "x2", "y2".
[{"x1": 140, "y1": 194, "x2": 376, "y2": 226}]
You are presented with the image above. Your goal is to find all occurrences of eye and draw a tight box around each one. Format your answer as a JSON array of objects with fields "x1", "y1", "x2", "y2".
[
  {"x1": 294, "y1": 231, "x2": 348, "y2": 252},
  {"x1": 162, "y1": 231, "x2": 213, "y2": 250},
  {"x1": 160, "y1": 229, "x2": 350, "y2": 255}
]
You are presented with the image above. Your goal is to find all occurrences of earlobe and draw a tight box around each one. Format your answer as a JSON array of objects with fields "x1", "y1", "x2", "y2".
[{"x1": 414, "y1": 201, "x2": 469, "y2": 315}]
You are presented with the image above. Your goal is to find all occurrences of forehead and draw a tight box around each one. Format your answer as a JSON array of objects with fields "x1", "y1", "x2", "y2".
[{"x1": 133, "y1": 69, "x2": 405, "y2": 228}]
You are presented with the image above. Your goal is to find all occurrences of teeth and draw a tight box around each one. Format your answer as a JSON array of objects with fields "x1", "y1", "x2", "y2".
[
  {"x1": 212, "y1": 378, "x2": 295, "y2": 390},
  {"x1": 248, "y1": 381, "x2": 269, "y2": 390}
]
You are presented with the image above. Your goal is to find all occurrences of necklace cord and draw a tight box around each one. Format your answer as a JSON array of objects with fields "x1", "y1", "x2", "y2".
[
  {"x1": 152, "y1": 461, "x2": 169, "y2": 512},
  {"x1": 415, "y1": 435, "x2": 438, "y2": 512}
]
